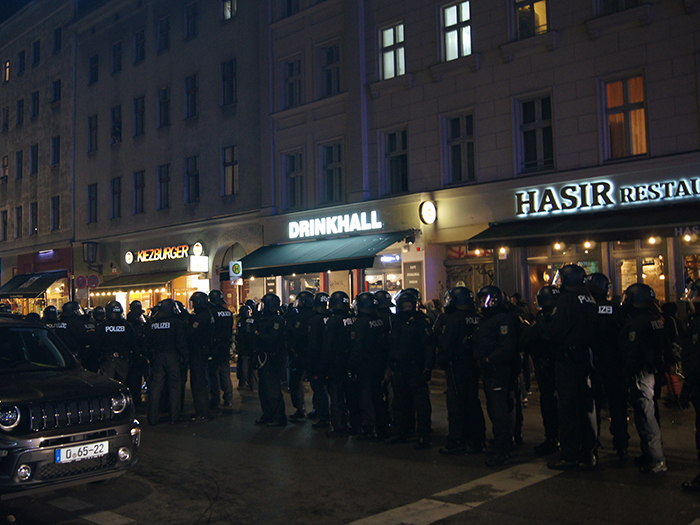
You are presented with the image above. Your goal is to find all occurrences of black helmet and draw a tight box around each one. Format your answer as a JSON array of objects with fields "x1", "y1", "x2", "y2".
[
  {"x1": 175, "y1": 300, "x2": 187, "y2": 315},
  {"x1": 355, "y1": 292, "x2": 378, "y2": 315},
  {"x1": 245, "y1": 299, "x2": 256, "y2": 310},
  {"x1": 396, "y1": 290, "x2": 418, "y2": 312},
  {"x1": 190, "y1": 291, "x2": 209, "y2": 311},
  {"x1": 374, "y1": 290, "x2": 394, "y2": 310},
  {"x1": 586, "y1": 273, "x2": 611, "y2": 302},
  {"x1": 313, "y1": 292, "x2": 329, "y2": 312},
  {"x1": 105, "y1": 300, "x2": 124, "y2": 320},
  {"x1": 536, "y1": 285, "x2": 560, "y2": 309},
  {"x1": 261, "y1": 293, "x2": 281, "y2": 314},
  {"x1": 295, "y1": 291, "x2": 314, "y2": 310},
  {"x1": 239, "y1": 304, "x2": 252, "y2": 318},
  {"x1": 445, "y1": 286, "x2": 475, "y2": 311},
  {"x1": 554, "y1": 264, "x2": 587, "y2": 288},
  {"x1": 61, "y1": 301, "x2": 83, "y2": 319},
  {"x1": 92, "y1": 305, "x2": 106, "y2": 322},
  {"x1": 402, "y1": 288, "x2": 422, "y2": 303},
  {"x1": 329, "y1": 291, "x2": 350, "y2": 312},
  {"x1": 129, "y1": 300, "x2": 143, "y2": 315},
  {"x1": 477, "y1": 285, "x2": 504, "y2": 309},
  {"x1": 43, "y1": 305, "x2": 58, "y2": 322},
  {"x1": 209, "y1": 289, "x2": 227, "y2": 305},
  {"x1": 623, "y1": 283, "x2": 657, "y2": 310},
  {"x1": 158, "y1": 298, "x2": 180, "y2": 316}
]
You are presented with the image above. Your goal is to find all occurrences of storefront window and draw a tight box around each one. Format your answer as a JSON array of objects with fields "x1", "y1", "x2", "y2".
[
  {"x1": 685, "y1": 254, "x2": 700, "y2": 284},
  {"x1": 283, "y1": 273, "x2": 320, "y2": 304},
  {"x1": 614, "y1": 255, "x2": 666, "y2": 302},
  {"x1": 365, "y1": 271, "x2": 402, "y2": 295}
]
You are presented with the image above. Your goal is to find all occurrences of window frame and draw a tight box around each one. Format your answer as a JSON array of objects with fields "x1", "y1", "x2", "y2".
[
  {"x1": 222, "y1": 145, "x2": 239, "y2": 196},
  {"x1": 111, "y1": 41, "x2": 122, "y2": 73},
  {"x1": 157, "y1": 17, "x2": 171, "y2": 52},
  {"x1": 51, "y1": 79, "x2": 62, "y2": 103},
  {"x1": 111, "y1": 105, "x2": 122, "y2": 144},
  {"x1": 283, "y1": 56, "x2": 302, "y2": 109},
  {"x1": 14, "y1": 150, "x2": 23, "y2": 180},
  {"x1": 185, "y1": 74, "x2": 198, "y2": 119},
  {"x1": 1, "y1": 210, "x2": 7, "y2": 241},
  {"x1": 17, "y1": 50, "x2": 25, "y2": 76},
  {"x1": 379, "y1": 22, "x2": 405, "y2": 81},
  {"x1": 88, "y1": 115, "x2": 98, "y2": 152},
  {"x1": 29, "y1": 202, "x2": 38, "y2": 236},
  {"x1": 16, "y1": 99, "x2": 24, "y2": 127},
  {"x1": 133, "y1": 170, "x2": 145, "y2": 214},
  {"x1": 284, "y1": 150, "x2": 304, "y2": 210},
  {"x1": 14, "y1": 206, "x2": 22, "y2": 239},
  {"x1": 158, "y1": 87, "x2": 171, "y2": 127},
  {"x1": 87, "y1": 183, "x2": 98, "y2": 224},
  {"x1": 29, "y1": 144, "x2": 38, "y2": 175},
  {"x1": 50, "y1": 135, "x2": 60, "y2": 166},
  {"x1": 53, "y1": 28, "x2": 62, "y2": 54},
  {"x1": 383, "y1": 129, "x2": 409, "y2": 195},
  {"x1": 110, "y1": 176, "x2": 122, "y2": 219},
  {"x1": 601, "y1": 73, "x2": 648, "y2": 161},
  {"x1": 319, "y1": 141, "x2": 343, "y2": 205},
  {"x1": 157, "y1": 163, "x2": 171, "y2": 210},
  {"x1": 133, "y1": 30, "x2": 146, "y2": 64},
  {"x1": 319, "y1": 43, "x2": 341, "y2": 99},
  {"x1": 185, "y1": 155, "x2": 200, "y2": 204},
  {"x1": 441, "y1": 1, "x2": 472, "y2": 62},
  {"x1": 221, "y1": 60, "x2": 237, "y2": 107},
  {"x1": 133, "y1": 96, "x2": 145, "y2": 137},
  {"x1": 516, "y1": 92, "x2": 555, "y2": 174},
  {"x1": 88, "y1": 54, "x2": 99, "y2": 84},
  {"x1": 50, "y1": 196, "x2": 60, "y2": 231},
  {"x1": 30, "y1": 91, "x2": 39, "y2": 120},
  {"x1": 31, "y1": 40, "x2": 40, "y2": 66},
  {"x1": 184, "y1": 3, "x2": 199, "y2": 40},
  {"x1": 514, "y1": 0, "x2": 548, "y2": 40}
]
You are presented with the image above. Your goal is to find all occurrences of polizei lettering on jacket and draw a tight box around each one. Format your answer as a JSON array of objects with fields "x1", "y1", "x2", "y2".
[
  {"x1": 137, "y1": 245, "x2": 189, "y2": 263},
  {"x1": 289, "y1": 211, "x2": 382, "y2": 239},
  {"x1": 217, "y1": 311, "x2": 232, "y2": 317},
  {"x1": 151, "y1": 322, "x2": 171, "y2": 329},
  {"x1": 105, "y1": 325, "x2": 126, "y2": 332}
]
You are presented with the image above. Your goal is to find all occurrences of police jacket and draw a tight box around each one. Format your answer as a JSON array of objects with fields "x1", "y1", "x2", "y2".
[
  {"x1": 540, "y1": 285, "x2": 597, "y2": 364},
  {"x1": 389, "y1": 310, "x2": 435, "y2": 374},
  {"x1": 52, "y1": 317, "x2": 88, "y2": 357},
  {"x1": 590, "y1": 299, "x2": 625, "y2": 366},
  {"x1": 472, "y1": 306, "x2": 518, "y2": 369},
  {"x1": 286, "y1": 307, "x2": 315, "y2": 362},
  {"x1": 349, "y1": 311, "x2": 388, "y2": 375},
  {"x1": 127, "y1": 311, "x2": 147, "y2": 355},
  {"x1": 235, "y1": 315, "x2": 254, "y2": 357},
  {"x1": 618, "y1": 307, "x2": 669, "y2": 376},
  {"x1": 187, "y1": 307, "x2": 215, "y2": 356},
  {"x1": 520, "y1": 308, "x2": 556, "y2": 363},
  {"x1": 253, "y1": 311, "x2": 285, "y2": 358},
  {"x1": 436, "y1": 308, "x2": 481, "y2": 369},
  {"x1": 306, "y1": 311, "x2": 329, "y2": 377},
  {"x1": 145, "y1": 313, "x2": 188, "y2": 360},
  {"x1": 95, "y1": 318, "x2": 136, "y2": 361},
  {"x1": 210, "y1": 304, "x2": 234, "y2": 355},
  {"x1": 681, "y1": 312, "x2": 700, "y2": 395},
  {"x1": 321, "y1": 310, "x2": 355, "y2": 379}
]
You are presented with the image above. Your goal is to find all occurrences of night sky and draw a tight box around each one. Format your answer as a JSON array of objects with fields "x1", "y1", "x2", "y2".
[{"x1": 0, "y1": 0, "x2": 34, "y2": 24}]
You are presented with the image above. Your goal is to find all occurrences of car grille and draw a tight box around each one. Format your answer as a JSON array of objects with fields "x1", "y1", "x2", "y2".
[
  {"x1": 35, "y1": 453, "x2": 118, "y2": 481},
  {"x1": 28, "y1": 396, "x2": 115, "y2": 432}
]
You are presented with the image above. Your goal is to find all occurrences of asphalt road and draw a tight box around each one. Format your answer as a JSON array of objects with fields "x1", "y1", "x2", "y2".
[{"x1": 3, "y1": 378, "x2": 700, "y2": 525}]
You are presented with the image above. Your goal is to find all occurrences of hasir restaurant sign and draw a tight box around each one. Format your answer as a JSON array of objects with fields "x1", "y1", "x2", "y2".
[{"x1": 515, "y1": 178, "x2": 700, "y2": 216}]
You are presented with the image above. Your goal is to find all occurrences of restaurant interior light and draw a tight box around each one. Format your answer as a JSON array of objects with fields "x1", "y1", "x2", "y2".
[
  {"x1": 474, "y1": 249, "x2": 481, "y2": 256},
  {"x1": 685, "y1": 235, "x2": 693, "y2": 242}
]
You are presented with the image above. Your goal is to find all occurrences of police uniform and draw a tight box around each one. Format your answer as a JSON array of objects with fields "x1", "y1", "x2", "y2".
[
  {"x1": 95, "y1": 316, "x2": 136, "y2": 381},
  {"x1": 187, "y1": 294, "x2": 215, "y2": 420},
  {"x1": 253, "y1": 302, "x2": 287, "y2": 426},
  {"x1": 126, "y1": 306, "x2": 149, "y2": 407},
  {"x1": 286, "y1": 303, "x2": 315, "y2": 419},
  {"x1": 208, "y1": 302, "x2": 234, "y2": 409},
  {"x1": 681, "y1": 294, "x2": 700, "y2": 489},
  {"x1": 236, "y1": 308, "x2": 258, "y2": 391},
  {"x1": 307, "y1": 305, "x2": 330, "y2": 426}
]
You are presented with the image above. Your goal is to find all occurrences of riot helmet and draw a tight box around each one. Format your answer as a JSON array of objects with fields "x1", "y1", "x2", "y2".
[
  {"x1": 396, "y1": 290, "x2": 418, "y2": 312},
  {"x1": 245, "y1": 299, "x2": 256, "y2": 311},
  {"x1": 239, "y1": 304, "x2": 252, "y2": 318},
  {"x1": 355, "y1": 292, "x2": 378, "y2": 315},
  {"x1": 43, "y1": 305, "x2": 58, "y2": 322},
  {"x1": 553, "y1": 264, "x2": 587, "y2": 289},
  {"x1": 623, "y1": 283, "x2": 657, "y2": 310},
  {"x1": 129, "y1": 300, "x2": 143, "y2": 315},
  {"x1": 374, "y1": 290, "x2": 395, "y2": 310},
  {"x1": 586, "y1": 273, "x2": 611, "y2": 302},
  {"x1": 445, "y1": 286, "x2": 475, "y2": 311},
  {"x1": 295, "y1": 291, "x2": 314, "y2": 310},
  {"x1": 402, "y1": 288, "x2": 422, "y2": 303},
  {"x1": 105, "y1": 301, "x2": 124, "y2": 320},
  {"x1": 260, "y1": 293, "x2": 281, "y2": 314},
  {"x1": 61, "y1": 301, "x2": 83, "y2": 319},
  {"x1": 175, "y1": 300, "x2": 187, "y2": 315},
  {"x1": 92, "y1": 305, "x2": 106, "y2": 323},
  {"x1": 477, "y1": 285, "x2": 504, "y2": 310},
  {"x1": 158, "y1": 298, "x2": 180, "y2": 316},
  {"x1": 190, "y1": 291, "x2": 209, "y2": 312},
  {"x1": 536, "y1": 285, "x2": 560, "y2": 309},
  {"x1": 313, "y1": 292, "x2": 330, "y2": 313},
  {"x1": 209, "y1": 289, "x2": 227, "y2": 306},
  {"x1": 329, "y1": 291, "x2": 351, "y2": 312}
]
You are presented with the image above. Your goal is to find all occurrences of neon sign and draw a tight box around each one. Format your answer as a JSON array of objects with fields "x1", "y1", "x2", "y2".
[{"x1": 289, "y1": 211, "x2": 383, "y2": 239}]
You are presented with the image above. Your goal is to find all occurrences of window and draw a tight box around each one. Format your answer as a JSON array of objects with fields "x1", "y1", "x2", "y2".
[
  {"x1": 17, "y1": 50, "x2": 25, "y2": 75},
  {"x1": 518, "y1": 95, "x2": 554, "y2": 173},
  {"x1": 87, "y1": 183, "x2": 98, "y2": 223},
  {"x1": 285, "y1": 152, "x2": 303, "y2": 209},
  {"x1": 185, "y1": 156, "x2": 199, "y2": 204},
  {"x1": 221, "y1": 60, "x2": 236, "y2": 106},
  {"x1": 0, "y1": 211, "x2": 7, "y2": 241},
  {"x1": 16, "y1": 99, "x2": 24, "y2": 126},
  {"x1": 133, "y1": 30, "x2": 145, "y2": 63},
  {"x1": 157, "y1": 17, "x2": 170, "y2": 52},
  {"x1": 30, "y1": 91, "x2": 39, "y2": 119},
  {"x1": 15, "y1": 150, "x2": 23, "y2": 180},
  {"x1": 133, "y1": 170, "x2": 145, "y2": 214},
  {"x1": 111, "y1": 42, "x2": 122, "y2": 73},
  {"x1": 184, "y1": 3, "x2": 198, "y2": 39},
  {"x1": 380, "y1": 23, "x2": 405, "y2": 80},
  {"x1": 157, "y1": 164, "x2": 170, "y2": 210},
  {"x1": 222, "y1": 0, "x2": 237, "y2": 20},
  {"x1": 14, "y1": 206, "x2": 22, "y2": 238},
  {"x1": 111, "y1": 177, "x2": 122, "y2": 219},
  {"x1": 281, "y1": 0, "x2": 299, "y2": 18},
  {"x1": 88, "y1": 54, "x2": 98, "y2": 84},
  {"x1": 599, "y1": 0, "x2": 639, "y2": 15},
  {"x1": 185, "y1": 75, "x2": 198, "y2": 118},
  {"x1": 1, "y1": 107, "x2": 8, "y2": 131},
  {"x1": 284, "y1": 57, "x2": 302, "y2": 108},
  {"x1": 51, "y1": 136, "x2": 60, "y2": 166},
  {"x1": 442, "y1": 2, "x2": 472, "y2": 61},
  {"x1": 32, "y1": 40, "x2": 40, "y2": 65},
  {"x1": 386, "y1": 130, "x2": 408, "y2": 194},
  {"x1": 53, "y1": 28, "x2": 62, "y2": 53},
  {"x1": 158, "y1": 87, "x2": 170, "y2": 127},
  {"x1": 320, "y1": 45, "x2": 340, "y2": 98},
  {"x1": 51, "y1": 79, "x2": 61, "y2": 103},
  {"x1": 223, "y1": 145, "x2": 238, "y2": 196},
  {"x1": 516, "y1": 0, "x2": 548, "y2": 40},
  {"x1": 604, "y1": 75, "x2": 647, "y2": 159},
  {"x1": 50, "y1": 196, "x2": 60, "y2": 231},
  {"x1": 321, "y1": 143, "x2": 342, "y2": 203},
  {"x1": 3, "y1": 60, "x2": 9, "y2": 82},
  {"x1": 133, "y1": 97, "x2": 145, "y2": 137},
  {"x1": 1, "y1": 156, "x2": 8, "y2": 181},
  {"x1": 88, "y1": 115, "x2": 98, "y2": 152},
  {"x1": 30, "y1": 202, "x2": 37, "y2": 236},
  {"x1": 29, "y1": 144, "x2": 38, "y2": 174},
  {"x1": 110, "y1": 106, "x2": 122, "y2": 144}
]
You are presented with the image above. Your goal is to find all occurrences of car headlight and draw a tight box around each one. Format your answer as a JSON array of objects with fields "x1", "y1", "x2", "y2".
[
  {"x1": 0, "y1": 406, "x2": 20, "y2": 431},
  {"x1": 111, "y1": 392, "x2": 128, "y2": 415}
]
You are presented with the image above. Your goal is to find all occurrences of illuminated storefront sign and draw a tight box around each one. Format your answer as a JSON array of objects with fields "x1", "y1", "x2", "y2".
[
  {"x1": 515, "y1": 178, "x2": 700, "y2": 216},
  {"x1": 124, "y1": 242, "x2": 205, "y2": 264},
  {"x1": 289, "y1": 211, "x2": 383, "y2": 239}
]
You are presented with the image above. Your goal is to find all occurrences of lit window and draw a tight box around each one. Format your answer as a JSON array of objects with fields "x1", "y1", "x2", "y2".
[
  {"x1": 223, "y1": 146, "x2": 238, "y2": 196},
  {"x1": 380, "y1": 23, "x2": 405, "y2": 80},
  {"x1": 222, "y1": 0, "x2": 237, "y2": 20},
  {"x1": 516, "y1": 0, "x2": 547, "y2": 40},
  {"x1": 604, "y1": 75, "x2": 647, "y2": 159},
  {"x1": 442, "y1": 2, "x2": 472, "y2": 61}
]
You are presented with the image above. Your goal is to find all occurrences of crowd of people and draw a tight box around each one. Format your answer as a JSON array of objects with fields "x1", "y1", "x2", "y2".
[{"x1": 22, "y1": 263, "x2": 700, "y2": 491}]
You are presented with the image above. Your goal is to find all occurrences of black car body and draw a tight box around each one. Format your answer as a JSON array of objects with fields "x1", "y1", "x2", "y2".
[{"x1": 0, "y1": 315, "x2": 140, "y2": 499}]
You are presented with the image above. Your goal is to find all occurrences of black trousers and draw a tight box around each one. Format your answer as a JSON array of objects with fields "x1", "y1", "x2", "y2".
[
  {"x1": 126, "y1": 354, "x2": 149, "y2": 406},
  {"x1": 208, "y1": 349, "x2": 234, "y2": 408},
  {"x1": 481, "y1": 365, "x2": 513, "y2": 454},
  {"x1": 556, "y1": 361, "x2": 597, "y2": 461},
  {"x1": 390, "y1": 370, "x2": 432, "y2": 439},
  {"x1": 357, "y1": 369, "x2": 390, "y2": 436},
  {"x1": 445, "y1": 360, "x2": 485, "y2": 447},
  {"x1": 533, "y1": 357, "x2": 559, "y2": 442},
  {"x1": 148, "y1": 352, "x2": 182, "y2": 424},
  {"x1": 189, "y1": 352, "x2": 210, "y2": 417},
  {"x1": 258, "y1": 354, "x2": 286, "y2": 423},
  {"x1": 286, "y1": 354, "x2": 306, "y2": 412},
  {"x1": 591, "y1": 357, "x2": 629, "y2": 451},
  {"x1": 309, "y1": 376, "x2": 330, "y2": 422}
]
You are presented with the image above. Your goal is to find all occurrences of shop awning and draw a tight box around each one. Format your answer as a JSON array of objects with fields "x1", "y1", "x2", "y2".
[
  {"x1": 97, "y1": 271, "x2": 191, "y2": 289},
  {"x1": 238, "y1": 231, "x2": 411, "y2": 278},
  {"x1": 468, "y1": 202, "x2": 700, "y2": 248},
  {"x1": 0, "y1": 270, "x2": 68, "y2": 299}
]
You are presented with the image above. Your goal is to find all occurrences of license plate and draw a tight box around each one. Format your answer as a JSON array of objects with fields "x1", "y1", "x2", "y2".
[{"x1": 55, "y1": 441, "x2": 109, "y2": 464}]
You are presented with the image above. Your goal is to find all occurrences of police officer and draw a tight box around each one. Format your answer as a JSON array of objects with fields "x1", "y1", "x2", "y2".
[
  {"x1": 307, "y1": 292, "x2": 331, "y2": 428},
  {"x1": 286, "y1": 291, "x2": 315, "y2": 421},
  {"x1": 187, "y1": 291, "x2": 215, "y2": 421},
  {"x1": 95, "y1": 301, "x2": 136, "y2": 382},
  {"x1": 208, "y1": 290, "x2": 234, "y2": 410},
  {"x1": 386, "y1": 291, "x2": 435, "y2": 449},
  {"x1": 619, "y1": 283, "x2": 669, "y2": 473},
  {"x1": 520, "y1": 285, "x2": 560, "y2": 456},
  {"x1": 54, "y1": 301, "x2": 89, "y2": 360},
  {"x1": 349, "y1": 292, "x2": 390, "y2": 441},
  {"x1": 235, "y1": 304, "x2": 257, "y2": 391},
  {"x1": 436, "y1": 286, "x2": 485, "y2": 455},
  {"x1": 542, "y1": 264, "x2": 598, "y2": 471},
  {"x1": 253, "y1": 293, "x2": 287, "y2": 426},
  {"x1": 681, "y1": 278, "x2": 700, "y2": 490},
  {"x1": 126, "y1": 300, "x2": 149, "y2": 407},
  {"x1": 473, "y1": 285, "x2": 519, "y2": 466},
  {"x1": 146, "y1": 299, "x2": 188, "y2": 425},
  {"x1": 42, "y1": 305, "x2": 59, "y2": 329}
]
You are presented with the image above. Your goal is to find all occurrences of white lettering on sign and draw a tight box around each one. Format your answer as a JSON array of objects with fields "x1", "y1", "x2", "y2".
[
  {"x1": 136, "y1": 245, "x2": 190, "y2": 263},
  {"x1": 105, "y1": 325, "x2": 126, "y2": 332},
  {"x1": 289, "y1": 211, "x2": 383, "y2": 239}
]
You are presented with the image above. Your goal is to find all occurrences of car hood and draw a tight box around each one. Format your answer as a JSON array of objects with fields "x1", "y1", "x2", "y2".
[{"x1": 0, "y1": 369, "x2": 124, "y2": 404}]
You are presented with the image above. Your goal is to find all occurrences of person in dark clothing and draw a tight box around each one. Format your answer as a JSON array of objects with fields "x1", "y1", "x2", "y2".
[
  {"x1": 473, "y1": 285, "x2": 519, "y2": 466},
  {"x1": 374, "y1": 290, "x2": 396, "y2": 435},
  {"x1": 95, "y1": 301, "x2": 136, "y2": 382},
  {"x1": 681, "y1": 278, "x2": 700, "y2": 490},
  {"x1": 253, "y1": 293, "x2": 287, "y2": 426},
  {"x1": 187, "y1": 291, "x2": 215, "y2": 421},
  {"x1": 619, "y1": 283, "x2": 669, "y2": 474},
  {"x1": 235, "y1": 304, "x2": 257, "y2": 391},
  {"x1": 661, "y1": 301, "x2": 684, "y2": 407},
  {"x1": 126, "y1": 300, "x2": 148, "y2": 407},
  {"x1": 349, "y1": 292, "x2": 390, "y2": 441},
  {"x1": 42, "y1": 305, "x2": 59, "y2": 329},
  {"x1": 520, "y1": 285, "x2": 561, "y2": 456},
  {"x1": 286, "y1": 291, "x2": 315, "y2": 421},
  {"x1": 54, "y1": 301, "x2": 89, "y2": 362},
  {"x1": 146, "y1": 299, "x2": 188, "y2": 425},
  {"x1": 386, "y1": 291, "x2": 435, "y2": 449},
  {"x1": 543, "y1": 264, "x2": 598, "y2": 471},
  {"x1": 436, "y1": 286, "x2": 485, "y2": 455},
  {"x1": 207, "y1": 290, "x2": 234, "y2": 410},
  {"x1": 307, "y1": 292, "x2": 331, "y2": 428}
]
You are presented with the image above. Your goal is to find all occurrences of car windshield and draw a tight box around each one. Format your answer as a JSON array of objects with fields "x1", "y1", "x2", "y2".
[{"x1": 0, "y1": 327, "x2": 78, "y2": 373}]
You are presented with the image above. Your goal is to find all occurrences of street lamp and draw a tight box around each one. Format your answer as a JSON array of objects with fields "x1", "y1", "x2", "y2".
[{"x1": 82, "y1": 241, "x2": 103, "y2": 273}]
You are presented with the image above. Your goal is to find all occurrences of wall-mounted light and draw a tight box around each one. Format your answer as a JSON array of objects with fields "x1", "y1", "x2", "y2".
[
  {"x1": 405, "y1": 235, "x2": 416, "y2": 245},
  {"x1": 82, "y1": 241, "x2": 103, "y2": 273},
  {"x1": 419, "y1": 201, "x2": 437, "y2": 225},
  {"x1": 554, "y1": 242, "x2": 564, "y2": 251}
]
